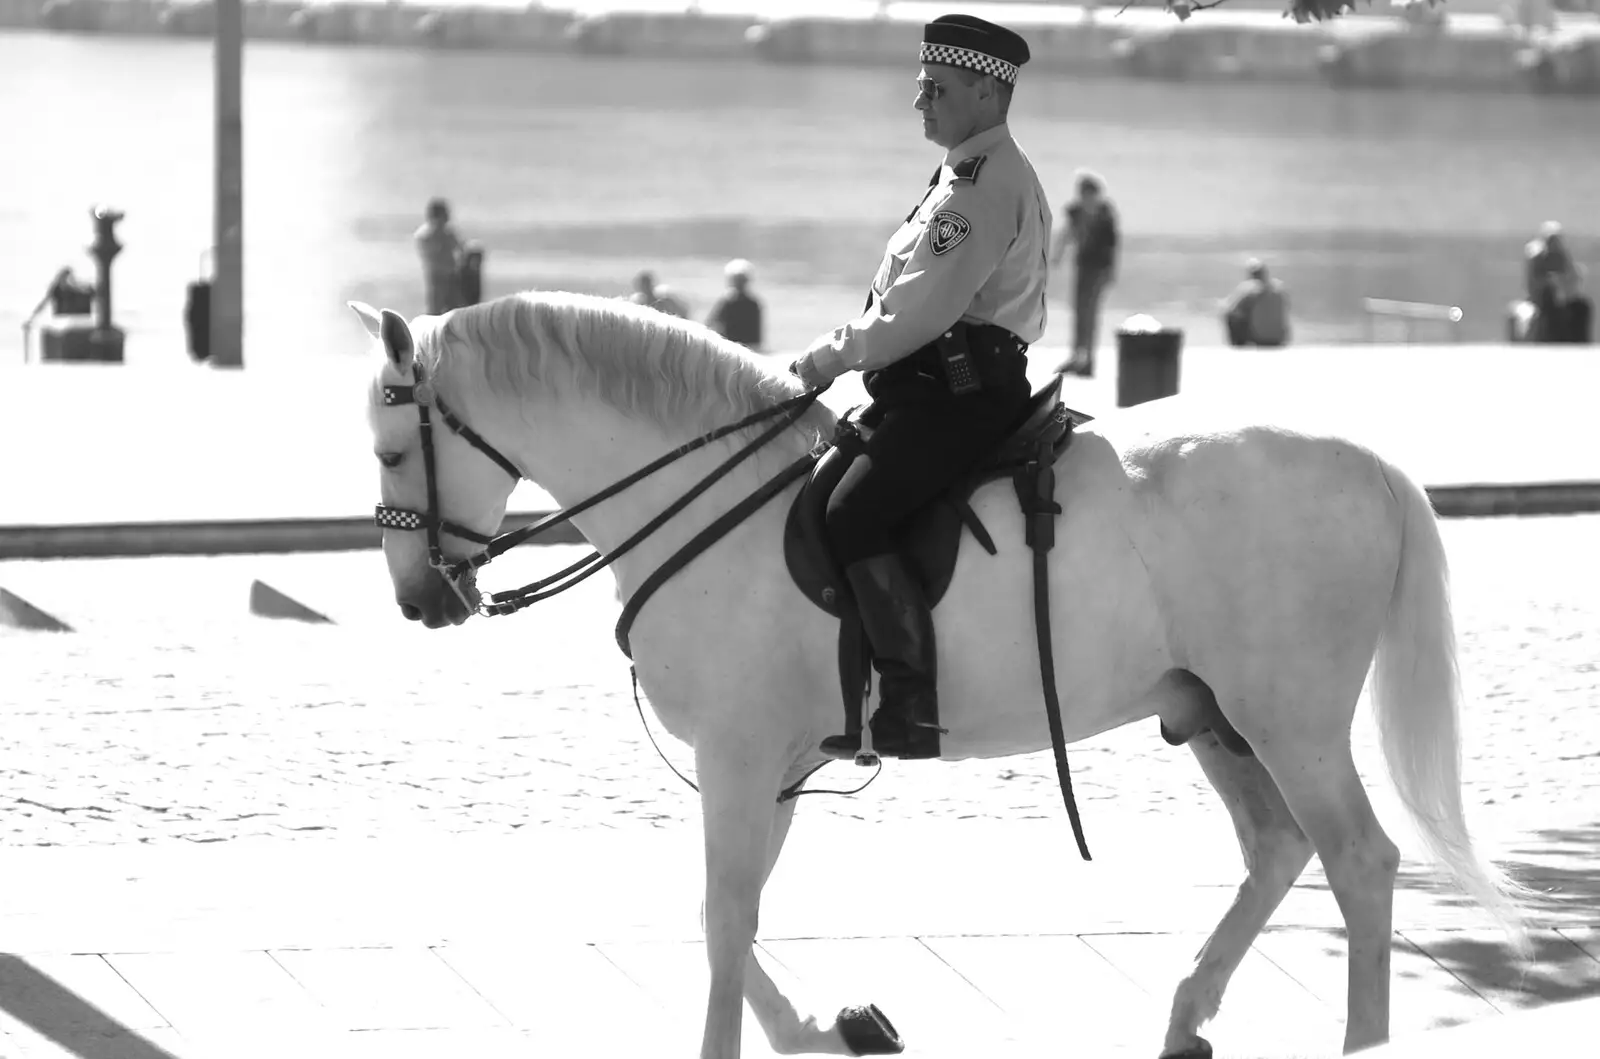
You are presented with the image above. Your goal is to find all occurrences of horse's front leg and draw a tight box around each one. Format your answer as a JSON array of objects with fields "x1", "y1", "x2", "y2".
[
  {"x1": 696, "y1": 731, "x2": 785, "y2": 1059},
  {"x1": 738, "y1": 794, "x2": 901, "y2": 1057}
]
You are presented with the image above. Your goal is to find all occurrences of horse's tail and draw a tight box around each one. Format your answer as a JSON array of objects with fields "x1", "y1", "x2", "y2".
[{"x1": 1370, "y1": 458, "x2": 1531, "y2": 955}]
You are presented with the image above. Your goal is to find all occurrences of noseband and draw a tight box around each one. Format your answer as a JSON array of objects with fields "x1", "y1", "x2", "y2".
[{"x1": 374, "y1": 360, "x2": 826, "y2": 632}]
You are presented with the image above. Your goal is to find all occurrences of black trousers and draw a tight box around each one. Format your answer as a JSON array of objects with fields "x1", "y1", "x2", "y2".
[{"x1": 824, "y1": 346, "x2": 1030, "y2": 566}]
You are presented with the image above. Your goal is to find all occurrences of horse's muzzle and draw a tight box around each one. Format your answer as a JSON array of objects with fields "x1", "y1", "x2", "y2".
[{"x1": 397, "y1": 567, "x2": 473, "y2": 628}]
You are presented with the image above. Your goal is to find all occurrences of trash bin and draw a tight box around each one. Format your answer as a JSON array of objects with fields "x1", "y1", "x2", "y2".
[
  {"x1": 185, "y1": 278, "x2": 212, "y2": 362},
  {"x1": 185, "y1": 249, "x2": 213, "y2": 362},
  {"x1": 1116, "y1": 316, "x2": 1183, "y2": 408}
]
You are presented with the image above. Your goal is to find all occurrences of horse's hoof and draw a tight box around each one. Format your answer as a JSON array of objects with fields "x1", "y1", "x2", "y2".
[
  {"x1": 1159, "y1": 1037, "x2": 1213, "y2": 1059},
  {"x1": 838, "y1": 1002, "x2": 904, "y2": 1055}
]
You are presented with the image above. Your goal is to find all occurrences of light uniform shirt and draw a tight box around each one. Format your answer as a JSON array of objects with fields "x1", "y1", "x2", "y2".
[{"x1": 799, "y1": 122, "x2": 1052, "y2": 383}]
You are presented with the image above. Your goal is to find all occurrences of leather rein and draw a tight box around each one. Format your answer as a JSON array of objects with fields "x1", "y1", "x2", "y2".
[{"x1": 373, "y1": 362, "x2": 827, "y2": 653}]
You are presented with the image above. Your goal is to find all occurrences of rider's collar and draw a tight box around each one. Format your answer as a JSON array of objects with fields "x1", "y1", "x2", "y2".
[{"x1": 943, "y1": 122, "x2": 1010, "y2": 169}]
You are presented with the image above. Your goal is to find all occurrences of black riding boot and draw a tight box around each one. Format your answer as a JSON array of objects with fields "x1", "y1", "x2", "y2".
[{"x1": 820, "y1": 553, "x2": 943, "y2": 761}]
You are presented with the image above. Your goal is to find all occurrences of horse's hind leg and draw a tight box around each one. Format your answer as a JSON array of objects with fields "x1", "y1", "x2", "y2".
[
  {"x1": 1255, "y1": 735, "x2": 1399, "y2": 1054},
  {"x1": 1160, "y1": 731, "x2": 1314, "y2": 1058}
]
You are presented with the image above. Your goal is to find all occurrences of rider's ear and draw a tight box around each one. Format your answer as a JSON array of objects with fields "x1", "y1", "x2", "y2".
[{"x1": 379, "y1": 309, "x2": 415, "y2": 374}]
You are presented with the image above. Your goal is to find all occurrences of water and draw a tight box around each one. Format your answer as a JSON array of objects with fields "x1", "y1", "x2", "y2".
[{"x1": 2, "y1": 28, "x2": 1596, "y2": 366}]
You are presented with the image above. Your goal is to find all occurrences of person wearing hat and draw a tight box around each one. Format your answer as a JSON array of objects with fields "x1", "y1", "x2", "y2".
[
  {"x1": 787, "y1": 13, "x2": 1051, "y2": 761},
  {"x1": 1221, "y1": 257, "x2": 1291, "y2": 348},
  {"x1": 705, "y1": 258, "x2": 764, "y2": 350}
]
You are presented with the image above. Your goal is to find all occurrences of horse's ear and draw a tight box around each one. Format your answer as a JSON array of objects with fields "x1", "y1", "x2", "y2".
[
  {"x1": 347, "y1": 300, "x2": 383, "y2": 340},
  {"x1": 378, "y1": 309, "x2": 415, "y2": 373}
]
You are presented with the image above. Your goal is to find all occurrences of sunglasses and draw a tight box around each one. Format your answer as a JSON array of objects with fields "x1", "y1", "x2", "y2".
[{"x1": 914, "y1": 76, "x2": 949, "y2": 101}]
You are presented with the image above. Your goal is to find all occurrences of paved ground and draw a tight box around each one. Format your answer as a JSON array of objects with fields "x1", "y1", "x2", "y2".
[
  {"x1": 2, "y1": 346, "x2": 1598, "y2": 1057},
  {"x1": 2, "y1": 516, "x2": 1598, "y2": 1057}
]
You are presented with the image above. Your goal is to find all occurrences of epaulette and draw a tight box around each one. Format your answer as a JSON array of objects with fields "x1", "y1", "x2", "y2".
[{"x1": 952, "y1": 155, "x2": 987, "y2": 184}]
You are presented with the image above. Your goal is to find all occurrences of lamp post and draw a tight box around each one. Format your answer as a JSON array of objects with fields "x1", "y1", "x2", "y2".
[{"x1": 211, "y1": 0, "x2": 244, "y2": 368}]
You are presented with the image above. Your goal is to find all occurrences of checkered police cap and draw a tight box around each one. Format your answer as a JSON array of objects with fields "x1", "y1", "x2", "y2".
[{"x1": 920, "y1": 14, "x2": 1030, "y2": 86}]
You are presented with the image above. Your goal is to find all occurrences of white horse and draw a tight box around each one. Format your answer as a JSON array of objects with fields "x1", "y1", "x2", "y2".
[{"x1": 352, "y1": 291, "x2": 1526, "y2": 1059}]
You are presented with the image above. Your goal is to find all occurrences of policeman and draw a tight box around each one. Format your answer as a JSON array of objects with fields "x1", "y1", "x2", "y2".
[{"x1": 789, "y1": 14, "x2": 1052, "y2": 761}]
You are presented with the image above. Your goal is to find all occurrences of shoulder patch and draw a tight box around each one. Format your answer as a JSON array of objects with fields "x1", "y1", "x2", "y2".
[
  {"x1": 928, "y1": 211, "x2": 971, "y2": 256},
  {"x1": 951, "y1": 155, "x2": 987, "y2": 184}
]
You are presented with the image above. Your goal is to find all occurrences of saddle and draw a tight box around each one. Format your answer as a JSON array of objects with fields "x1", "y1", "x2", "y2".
[
  {"x1": 785, "y1": 375, "x2": 1078, "y2": 616},
  {"x1": 788, "y1": 376, "x2": 1087, "y2": 744}
]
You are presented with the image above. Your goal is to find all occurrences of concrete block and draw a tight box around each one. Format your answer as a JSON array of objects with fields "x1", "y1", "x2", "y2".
[
  {"x1": 0, "y1": 587, "x2": 73, "y2": 632},
  {"x1": 248, "y1": 579, "x2": 332, "y2": 624}
]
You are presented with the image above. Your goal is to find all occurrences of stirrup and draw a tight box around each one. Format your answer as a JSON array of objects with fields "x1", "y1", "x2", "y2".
[
  {"x1": 819, "y1": 729, "x2": 880, "y2": 767},
  {"x1": 856, "y1": 715, "x2": 880, "y2": 767},
  {"x1": 823, "y1": 679, "x2": 880, "y2": 766}
]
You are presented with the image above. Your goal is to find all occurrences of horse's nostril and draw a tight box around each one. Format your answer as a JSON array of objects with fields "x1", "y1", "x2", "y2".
[{"x1": 400, "y1": 603, "x2": 422, "y2": 621}]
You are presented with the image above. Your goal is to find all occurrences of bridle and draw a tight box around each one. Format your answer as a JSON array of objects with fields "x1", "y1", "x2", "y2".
[
  {"x1": 372, "y1": 359, "x2": 827, "y2": 646},
  {"x1": 373, "y1": 361, "x2": 520, "y2": 614}
]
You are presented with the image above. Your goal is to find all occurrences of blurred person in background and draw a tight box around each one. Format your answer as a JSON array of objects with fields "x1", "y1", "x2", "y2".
[
  {"x1": 1050, "y1": 169, "x2": 1119, "y2": 376},
  {"x1": 705, "y1": 258, "x2": 764, "y2": 350},
  {"x1": 630, "y1": 269, "x2": 689, "y2": 318},
  {"x1": 414, "y1": 197, "x2": 468, "y2": 315},
  {"x1": 1525, "y1": 221, "x2": 1590, "y2": 342},
  {"x1": 787, "y1": 14, "x2": 1047, "y2": 761},
  {"x1": 1222, "y1": 257, "x2": 1291, "y2": 347}
]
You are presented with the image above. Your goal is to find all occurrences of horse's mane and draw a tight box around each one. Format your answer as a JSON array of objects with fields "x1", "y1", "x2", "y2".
[{"x1": 414, "y1": 291, "x2": 832, "y2": 446}]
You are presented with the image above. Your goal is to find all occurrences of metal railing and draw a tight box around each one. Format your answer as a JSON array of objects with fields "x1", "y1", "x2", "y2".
[{"x1": 1361, "y1": 297, "x2": 1465, "y2": 344}]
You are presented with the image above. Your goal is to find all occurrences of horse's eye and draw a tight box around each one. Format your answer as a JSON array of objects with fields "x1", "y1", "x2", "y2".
[{"x1": 378, "y1": 452, "x2": 404, "y2": 469}]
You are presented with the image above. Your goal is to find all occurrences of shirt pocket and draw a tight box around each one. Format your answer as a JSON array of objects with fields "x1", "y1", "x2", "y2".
[{"x1": 872, "y1": 217, "x2": 925, "y2": 295}]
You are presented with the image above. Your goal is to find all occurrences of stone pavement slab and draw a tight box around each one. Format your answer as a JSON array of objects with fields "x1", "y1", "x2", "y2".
[
  {"x1": 1082, "y1": 931, "x2": 1345, "y2": 1056},
  {"x1": 0, "y1": 818, "x2": 1592, "y2": 1058},
  {"x1": 1359, "y1": 994, "x2": 1600, "y2": 1058},
  {"x1": 917, "y1": 933, "x2": 1162, "y2": 1057}
]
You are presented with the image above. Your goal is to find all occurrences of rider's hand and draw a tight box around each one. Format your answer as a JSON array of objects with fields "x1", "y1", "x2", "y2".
[{"x1": 788, "y1": 355, "x2": 829, "y2": 393}]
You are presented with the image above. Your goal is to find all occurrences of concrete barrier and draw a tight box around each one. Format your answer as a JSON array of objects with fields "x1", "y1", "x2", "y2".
[
  {"x1": 1, "y1": 487, "x2": 1596, "y2": 562},
  {"x1": 248, "y1": 579, "x2": 333, "y2": 623},
  {"x1": 1425, "y1": 481, "x2": 1600, "y2": 517},
  {"x1": 0, "y1": 511, "x2": 588, "y2": 561},
  {"x1": 0, "y1": 587, "x2": 74, "y2": 632}
]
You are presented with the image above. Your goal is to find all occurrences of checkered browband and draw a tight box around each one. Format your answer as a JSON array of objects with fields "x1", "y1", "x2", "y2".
[
  {"x1": 919, "y1": 43, "x2": 1018, "y2": 85},
  {"x1": 374, "y1": 507, "x2": 425, "y2": 531}
]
